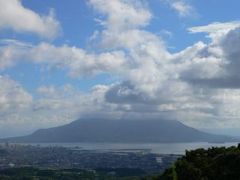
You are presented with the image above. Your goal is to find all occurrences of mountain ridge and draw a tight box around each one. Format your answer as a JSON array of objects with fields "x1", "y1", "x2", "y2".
[{"x1": 1, "y1": 119, "x2": 236, "y2": 143}]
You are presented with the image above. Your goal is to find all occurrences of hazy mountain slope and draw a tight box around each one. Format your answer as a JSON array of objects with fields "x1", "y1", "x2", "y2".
[{"x1": 2, "y1": 119, "x2": 235, "y2": 143}]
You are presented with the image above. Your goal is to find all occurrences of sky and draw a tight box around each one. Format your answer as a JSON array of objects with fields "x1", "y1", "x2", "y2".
[{"x1": 0, "y1": 0, "x2": 240, "y2": 137}]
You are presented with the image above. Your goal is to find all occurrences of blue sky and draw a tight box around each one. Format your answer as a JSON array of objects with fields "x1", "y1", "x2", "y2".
[{"x1": 1, "y1": 0, "x2": 240, "y2": 137}]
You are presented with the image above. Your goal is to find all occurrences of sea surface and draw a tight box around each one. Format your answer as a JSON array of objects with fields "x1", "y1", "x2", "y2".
[{"x1": 17, "y1": 142, "x2": 239, "y2": 155}]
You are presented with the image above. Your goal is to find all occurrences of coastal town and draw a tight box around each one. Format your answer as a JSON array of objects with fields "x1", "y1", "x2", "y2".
[{"x1": 0, "y1": 143, "x2": 180, "y2": 175}]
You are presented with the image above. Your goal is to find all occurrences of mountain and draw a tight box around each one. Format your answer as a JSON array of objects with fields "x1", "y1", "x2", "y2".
[{"x1": 1, "y1": 119, "x2": 236, "y2": 143}]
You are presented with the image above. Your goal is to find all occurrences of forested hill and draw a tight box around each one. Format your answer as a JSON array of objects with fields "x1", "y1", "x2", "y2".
[{"x1": 159, "y1": 144, "x2": 240, "y2": 180}]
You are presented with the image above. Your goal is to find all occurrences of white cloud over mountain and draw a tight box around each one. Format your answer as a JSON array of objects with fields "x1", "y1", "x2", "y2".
[{"x1": 1, "y1": 0, "x2": 240, "y2": 136}]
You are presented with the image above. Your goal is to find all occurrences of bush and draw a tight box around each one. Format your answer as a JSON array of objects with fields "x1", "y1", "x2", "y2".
[{"x1": 159, "y1": 144, "x2": 240, "y2": 180}]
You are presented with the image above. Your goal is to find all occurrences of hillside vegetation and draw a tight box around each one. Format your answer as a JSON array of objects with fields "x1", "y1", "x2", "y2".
[{"x1": 159, "y1": 144, "x2": 240, "y2": 180}]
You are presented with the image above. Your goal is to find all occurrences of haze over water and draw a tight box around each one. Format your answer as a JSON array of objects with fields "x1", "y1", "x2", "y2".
[{"x1": 17, "y1": 142, "x2": 239, "y2": 155}]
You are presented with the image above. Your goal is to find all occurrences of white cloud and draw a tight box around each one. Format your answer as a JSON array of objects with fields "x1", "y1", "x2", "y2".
[
  {"x1": 28, "y1": 43, "x2": 127, "y2": 77},
  {"x1": 88, "y1": 0, "x2": 172, "y2": 97},
  {"x1": 89, "y1": 0, "x2": 152, "y2": 31},
  {"x1": 89, "y1": 1, "x2": 220, "y2": 125},
  {"x1": 0, "y1": 41, "x2": 127, "y2": 77},
  {"x1": 188, "y1": 21, "x2": 240, "y2": 43},
  {"x1": 102, "y1": 21, "x2": 240, "y2": 128},
  {"x1": 0, "y1": 39, "x2": 30, "y2": 69},
  {"x1": 161, "y1": 0, "x2": 195, "y2": 17},
  {"x1": 89, "y1": 0, "x2": 156, "y2": 51},
  {"x1": 0, "y1": 76, "x2": 32, "y2": 116},
  {"x1": 171, "y1": 1, "x2": 194, "y2": 17},
  {"x1": 220, "y1": 27, "x2": 240, "y2": 79},
  {"x1": 0, "y1": 0, "x2": 60, "y2": 38},
  {"x1": 184, "y1": 24, "x2": 240, "y2": 89},
  {"x1": 189, "y1": 21, "x2": 240, "y2": 34}
]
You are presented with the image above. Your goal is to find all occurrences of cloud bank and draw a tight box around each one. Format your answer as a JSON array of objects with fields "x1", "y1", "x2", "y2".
[{"x1": 1, "y1": 0, "x2": 240, "y2": 136}]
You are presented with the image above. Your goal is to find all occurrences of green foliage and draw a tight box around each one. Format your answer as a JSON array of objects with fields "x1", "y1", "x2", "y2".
[
  {"x1": 0, "y1": 167, "x2": 146, "y2": 180},
  {"x1": 158, "y1": 167, "x2": 176, "y2": 180},
  {"x1": 159, "y1": 144, "x2": 240, "y2": 180}
]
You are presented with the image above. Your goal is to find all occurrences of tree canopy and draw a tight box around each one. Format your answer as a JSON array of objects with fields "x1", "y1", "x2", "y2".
[{"x1": 159, "y1": 144, "x2": 240, "y2": 180}]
